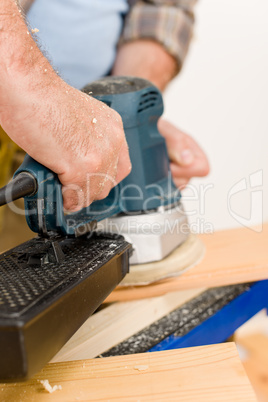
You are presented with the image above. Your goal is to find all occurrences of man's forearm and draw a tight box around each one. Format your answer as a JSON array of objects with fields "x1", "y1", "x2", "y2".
[
  {"x1": 112, "y1": 40, "x2": 177, "y2": 91},
  {"x1": 0, "y1": 0, "x2": 50, "y2": 94},
  {"x1": 0, "y1": 1, "x2": 60, "y2": 104},
  {"x1": 0, "y1": 0, "x2": 67, "y2": 162},
  {"x1": 116, "y1": 0, "x2": 197, "y2": 90}
]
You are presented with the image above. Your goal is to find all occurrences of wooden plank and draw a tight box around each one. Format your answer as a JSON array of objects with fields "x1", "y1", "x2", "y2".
[
  {"x1": 1, "y1": 343, "x2": 257, "y2": 401},
  {"x1": 236, "y1": 333, "x2": 268, "y2": 401},
  {"x1": 52, "y1": 288, "x2": 204, "y2": 363},
  {"x1": 106, "y1": 224, "x2": 268, "y2": 302}
]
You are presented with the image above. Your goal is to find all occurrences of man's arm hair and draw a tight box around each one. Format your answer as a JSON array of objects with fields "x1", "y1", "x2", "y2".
[
  {"x1": 0, "y1": 0, "x2": 49, "y2": 86},
  {"x1": 17, "y1": 0, "x2": 34, "y2": 13},
  {"x1": 0, "y1": 0, "x2": 62, "y2": 149}
]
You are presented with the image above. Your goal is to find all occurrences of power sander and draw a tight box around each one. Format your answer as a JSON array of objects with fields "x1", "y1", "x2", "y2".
[{"x1": 0, "y1": 76, "x2": 197, "y2": 381}]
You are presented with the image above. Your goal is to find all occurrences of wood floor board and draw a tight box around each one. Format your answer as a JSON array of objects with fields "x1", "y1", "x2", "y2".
[
  {"x1": 1, "y1": 343, "x2": 257, "y2": 401},
  {"x1": 52, "y1": 288, "x2": 204, "y2": 363}
]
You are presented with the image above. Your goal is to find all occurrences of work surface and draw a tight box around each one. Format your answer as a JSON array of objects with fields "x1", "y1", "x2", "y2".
[
  {"x1": 0, "y1": 220, "x2": 266, "y2": 400},
  {"x1": 1, "y1": 343, "x2": 257, "y2": 401},
  {"x1": 107, "y1": 224, "x2": 268, "y2": 302}
]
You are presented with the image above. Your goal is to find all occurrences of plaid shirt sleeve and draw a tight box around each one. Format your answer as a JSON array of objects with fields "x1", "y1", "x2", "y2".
[{"x1": 121, "y1": 0, "x2": 197, "y2": 73}]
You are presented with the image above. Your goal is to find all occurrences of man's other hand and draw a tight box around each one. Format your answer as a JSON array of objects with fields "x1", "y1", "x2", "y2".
[{"x1": 158, "y1": 118, "x2": 210, "y2": 189}]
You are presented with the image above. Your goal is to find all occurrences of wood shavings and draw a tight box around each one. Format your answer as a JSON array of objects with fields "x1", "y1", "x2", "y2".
[
  {"x1": 92, "y1": 118, "x2": 97, "y2": 124},
  {"x1": 39, "y1": 379, "x2": 62, "y2": 393},
  {"x1": 31, "y1": 28, "x2": 39, "y2": 33},
  {"x1": 134, "y1": 365, "x2": 148, "y2": 371}
]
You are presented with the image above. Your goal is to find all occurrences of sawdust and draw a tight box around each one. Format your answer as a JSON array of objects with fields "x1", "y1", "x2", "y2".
[
  {"x1": 39, "y1": 379, "x2": 62, "y2": 393},
  {"x1": 134, "y1": 365, "x2": 148, "y2": 371}
]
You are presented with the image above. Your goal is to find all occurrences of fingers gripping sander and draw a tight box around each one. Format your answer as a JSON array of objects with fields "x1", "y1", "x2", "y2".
[{"x1": 0, "y1": 77, "x2": 189, "y2": 381}]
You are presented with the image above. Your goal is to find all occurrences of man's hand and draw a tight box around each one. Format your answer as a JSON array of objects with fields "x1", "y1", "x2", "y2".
[
  {"x1": 0, "y1": 0, "x2": 131, "y2": 211},
  {"x1": 158, "y1": 119, "x2": 210, "y2": 189},
  {"x1": 55, "y1": 90, "x2": 132, "y2": 211},
  {"x1": 1, "y1": 83, "x2": 131, "y2": 212},
  {"x1": 44, "y1": 88, "x2": 132, "y2": 212}
]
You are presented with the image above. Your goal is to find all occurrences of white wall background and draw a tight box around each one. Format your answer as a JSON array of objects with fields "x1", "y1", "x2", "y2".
[{"x1": 164, "y1": 0, "x2": 268, "y2": 233}]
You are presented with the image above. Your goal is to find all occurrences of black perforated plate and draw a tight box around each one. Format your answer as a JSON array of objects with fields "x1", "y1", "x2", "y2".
[
  {"x1": 0, "y1": 234, "x2": 128, "y2": 317},
  {"x1": 0, "y1": 233, "x2": 131, "y2": 381}
]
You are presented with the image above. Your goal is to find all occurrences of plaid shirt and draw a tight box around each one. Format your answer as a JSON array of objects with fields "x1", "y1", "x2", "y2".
[
  {"x1": 122, "y1": 0, "x2": 197, "y2": 72},
  {"x1": 20, "y1": 0, "x2": 196, "y2": 73}
]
